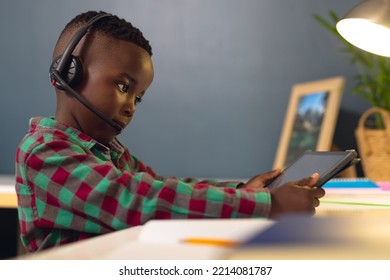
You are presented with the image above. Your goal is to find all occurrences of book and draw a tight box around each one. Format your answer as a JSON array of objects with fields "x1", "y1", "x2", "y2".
[
  {"x1": 323, "y1": 178, "x2": 379, "y2": 189},
  {"x1": 377, "y1": 182, "x2": 390, "y2": 191},
  {"x1": 317, "y1": 178, "x2": 390, "y2": 215}
]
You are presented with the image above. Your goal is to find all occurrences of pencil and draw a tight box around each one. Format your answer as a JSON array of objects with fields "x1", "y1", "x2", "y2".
[
  {"x1": 182, "y1": 238, "x2": 239, "y2": 247},
  {"x1": 321, "y1": 200, "x2": 390, "y2": 207}
]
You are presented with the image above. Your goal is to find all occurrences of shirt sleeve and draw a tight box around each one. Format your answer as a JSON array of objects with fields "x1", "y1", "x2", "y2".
[
  {"x1": 22, "y1": 139, "x2": 271, "y2": 236},
  {"x1": 128, "y1": 153, "x2": 245, "y2": 188}
]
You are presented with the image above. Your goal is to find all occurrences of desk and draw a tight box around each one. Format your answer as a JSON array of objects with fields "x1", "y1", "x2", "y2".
[
  {"x1": 0, "y1": 175, "x2": 22, "y2": 259},
  {"x1": 0, "y1": 175, "x2": 17, "y2": 208},
  {"x1": 17, "y1": 225, "x2": 233, "y2": 260},
  {"x1": 15, "y1": 210, "x2": 390, "y2": 260},
  {"x1": 13, "y1": 180, "x2": 390, "y2": 260}
]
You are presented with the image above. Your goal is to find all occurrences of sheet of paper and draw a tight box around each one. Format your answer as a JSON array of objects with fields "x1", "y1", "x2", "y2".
[{"x1": 137, "y1": 218, "x2": 275, "y2": 245}]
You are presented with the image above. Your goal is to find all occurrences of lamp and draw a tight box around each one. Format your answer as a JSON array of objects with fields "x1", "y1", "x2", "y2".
[{"x1": 336, "y1": 0, "x2": 390, "y2": 57}]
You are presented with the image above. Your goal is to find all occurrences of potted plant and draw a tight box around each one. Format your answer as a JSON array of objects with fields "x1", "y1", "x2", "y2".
[
  {"x1": 314, "y1": 11, "x2": 390, "y2": 181},
  {"x1": 314, "y1": 11, "x2": 390, "y2": 128}
]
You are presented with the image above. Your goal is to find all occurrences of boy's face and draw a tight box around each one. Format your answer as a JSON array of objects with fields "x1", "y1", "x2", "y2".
[{"x1": 61, "y1": 35, "x2": 154, "y2": 145}]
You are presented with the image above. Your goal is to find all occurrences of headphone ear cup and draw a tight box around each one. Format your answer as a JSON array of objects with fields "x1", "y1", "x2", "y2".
[{"x1": 49, "y1": 55, "x2": 83, "y2": 90}]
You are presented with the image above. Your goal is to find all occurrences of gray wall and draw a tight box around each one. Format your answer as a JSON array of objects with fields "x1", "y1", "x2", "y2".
[{"x1": 0, "y1": 0, "x2": 369, "y2": 179}]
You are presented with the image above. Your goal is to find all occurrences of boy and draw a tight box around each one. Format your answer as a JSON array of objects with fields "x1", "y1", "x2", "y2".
[{"x1": 15, "y1": 11, "x2": 324, "y2": 252}]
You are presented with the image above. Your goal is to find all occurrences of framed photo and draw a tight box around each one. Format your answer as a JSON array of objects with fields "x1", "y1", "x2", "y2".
[{"x1": 273, "y1": 76, "x2": 345, "y2": 169}]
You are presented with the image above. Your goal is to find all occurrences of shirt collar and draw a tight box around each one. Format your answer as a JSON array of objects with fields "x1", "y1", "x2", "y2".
[{"x1": 29, "y1": 117, "x2": 125, "y2": 158}]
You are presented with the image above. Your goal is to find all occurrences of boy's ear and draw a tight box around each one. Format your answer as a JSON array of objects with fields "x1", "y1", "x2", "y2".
[
  {"x1": 49, "y1": 13, "x2": 111, "y2": 91},
  {"x1": 49, "y1": 55, "x2": 83, "y2": 90}
]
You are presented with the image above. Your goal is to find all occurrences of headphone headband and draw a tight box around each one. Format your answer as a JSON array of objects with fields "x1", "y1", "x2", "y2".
[{"x1": 55, "y1": 13, "x2": 111, "y2": 75}]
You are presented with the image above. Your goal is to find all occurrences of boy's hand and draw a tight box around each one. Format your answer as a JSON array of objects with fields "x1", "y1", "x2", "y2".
[
  {"x1": 240, "y1": 169, "x2": 282, "y2": 189},
  {"x1": 268, "y1": 173, "x2": 325, "y2": 219}
]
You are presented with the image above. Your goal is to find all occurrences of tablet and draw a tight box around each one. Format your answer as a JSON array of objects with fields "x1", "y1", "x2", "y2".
[{"x1": 266, "y1": 150, "x2": 359, "y2": 190}]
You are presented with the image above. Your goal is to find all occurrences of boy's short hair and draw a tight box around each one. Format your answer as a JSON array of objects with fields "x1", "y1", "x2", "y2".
[{"x1": 58, "y1": 10, "x2": 152, "y2": 56}]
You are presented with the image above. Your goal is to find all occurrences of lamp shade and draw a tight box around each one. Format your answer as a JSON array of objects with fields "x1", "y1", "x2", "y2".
[{"x1": 336, "y1": 0, "x2": 390, "y2": 57}]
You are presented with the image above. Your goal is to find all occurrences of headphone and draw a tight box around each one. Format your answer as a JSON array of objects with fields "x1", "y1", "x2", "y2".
[{"x1": 49, "y1": 13, "x2": 123, "y2": 132}]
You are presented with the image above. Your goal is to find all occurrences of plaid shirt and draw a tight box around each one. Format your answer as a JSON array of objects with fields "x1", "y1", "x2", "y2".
[{"x1": 15, "y1": 117, "x2": 271, "y2": 252}]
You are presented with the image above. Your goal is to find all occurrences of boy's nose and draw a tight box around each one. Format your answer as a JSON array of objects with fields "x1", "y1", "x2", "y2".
[{"x1": 123, "y1": 100, "x2": 136, "y2": 117}]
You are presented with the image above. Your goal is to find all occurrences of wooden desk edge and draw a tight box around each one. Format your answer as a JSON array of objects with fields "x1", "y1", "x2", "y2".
[{"x1": 0, "y1": 193, "x2": 18, "y2": 208}]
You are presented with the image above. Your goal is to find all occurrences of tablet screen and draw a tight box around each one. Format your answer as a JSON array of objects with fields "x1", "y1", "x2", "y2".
[{"x1": 266, "y1": 151, "x2": 356, "y2": 189}]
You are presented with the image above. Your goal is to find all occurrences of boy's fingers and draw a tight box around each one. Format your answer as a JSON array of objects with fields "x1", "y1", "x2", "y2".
[
  {"x1": 313, "y1": 186, "x2": 326, "y2": 198},
  {"x1": 313, "y1": 197, "x2": 320, "y2": 207},
  {"x1": 263, "y1": 168, "x2": 282, "y2": 179},
  {"x1": 295, "y1": 172, "x2": 319, "y2": 187}
]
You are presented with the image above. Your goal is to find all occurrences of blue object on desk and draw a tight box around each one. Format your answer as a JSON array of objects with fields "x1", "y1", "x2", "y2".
[
  {"x1": 323, "y1": 178, "x2": 379, "y2": 188},
  {"x1": 242, "y1": 214, "x2": 349, "y2": 245}
]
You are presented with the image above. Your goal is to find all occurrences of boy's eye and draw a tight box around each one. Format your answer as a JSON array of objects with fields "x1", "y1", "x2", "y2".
[
  {"x1": 117, "y1": 82, "x2": 142, "y2": 106},
  {"x1": 118, "y1": 83, "x2": 129, "y2": 93},
  {"x1": 135, "y1": 96, "x2": 143, "y2": 106}
]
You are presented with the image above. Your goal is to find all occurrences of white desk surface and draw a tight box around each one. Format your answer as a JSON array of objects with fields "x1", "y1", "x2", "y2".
[
  {"x1": 0, "y1": 175, "x2": 17, "y2": 208},
  {"x1": 17, "y1": 225, "x2": 234, "y2": 260},
  {"x1": 16, "y1": 209, "x2": 390, "y2": 260}
]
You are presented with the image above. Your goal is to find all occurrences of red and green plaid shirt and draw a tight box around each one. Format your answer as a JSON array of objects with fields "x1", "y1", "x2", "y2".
[{"x1": 15, "y1": 117, "x2": 271, "y2": 252}]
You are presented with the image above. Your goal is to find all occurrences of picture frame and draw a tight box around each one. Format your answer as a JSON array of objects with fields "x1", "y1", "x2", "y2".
[{"x1": 273, "y1": 76, "x2": 345, "y2": 169}]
